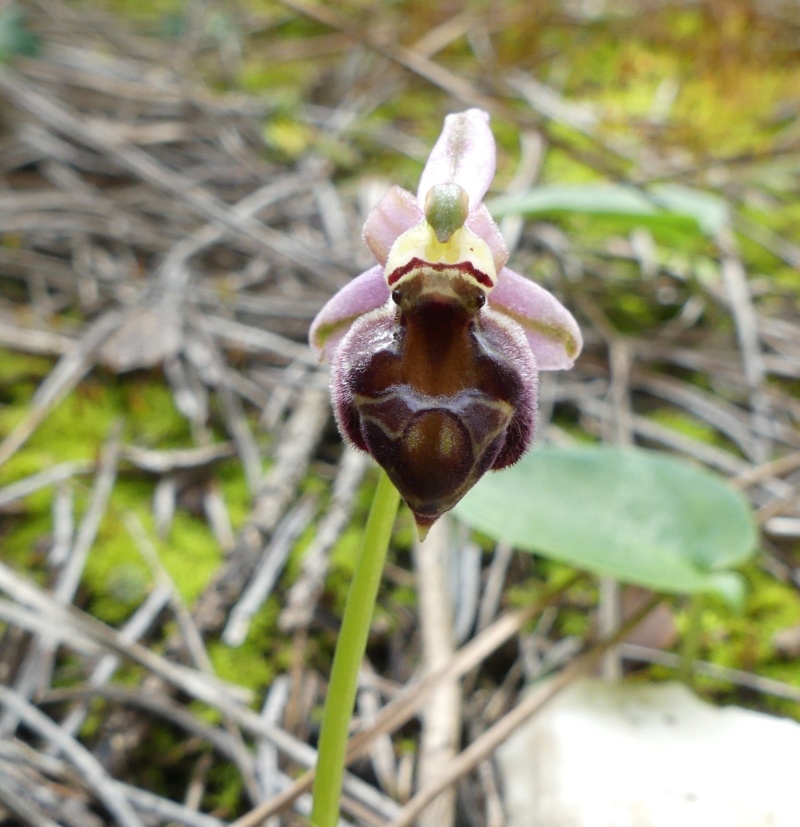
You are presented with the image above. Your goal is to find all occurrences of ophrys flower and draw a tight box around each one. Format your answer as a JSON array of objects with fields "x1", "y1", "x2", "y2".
[{"x1": 311, "y1": 109, "x2": 582, "y2": 535}]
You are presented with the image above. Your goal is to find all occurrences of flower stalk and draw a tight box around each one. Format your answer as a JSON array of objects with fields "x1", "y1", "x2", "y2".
[{"x1": 310, "y1": 470, "x2": 400, "y2": 827}]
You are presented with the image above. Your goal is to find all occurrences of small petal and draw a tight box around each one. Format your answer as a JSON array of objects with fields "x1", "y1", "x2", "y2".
[
  {"x1": 309, "y1": 264, "x2": 389, "y2": 360},
  {"x1": 466, "y1": 203, "x2": 509, "y2": 272},
  {"x1": 488, "y1": 268, "x2": 583, "y2": 370},
  {"x1": 363, "y1": 186, "x2": 423, "y2": 265},
  {"x1": 417, "y1": 109, "x2": 496, "y2": 212}
]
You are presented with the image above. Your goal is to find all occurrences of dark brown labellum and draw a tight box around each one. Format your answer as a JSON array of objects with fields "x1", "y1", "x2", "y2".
[{"x1": 331, "y1": 280, "x2": 538, "y2": 533}]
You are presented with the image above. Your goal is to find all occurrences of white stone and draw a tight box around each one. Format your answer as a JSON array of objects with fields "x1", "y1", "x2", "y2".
[{"x1": 497, "y1": 678, "x2": 800, "y2": 827}]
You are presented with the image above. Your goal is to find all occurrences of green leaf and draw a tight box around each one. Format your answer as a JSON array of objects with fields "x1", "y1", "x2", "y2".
[
  {"x1": 0, "y1": 4, "x2": 40, "y2": 63},
  {"x1": 487, "y1": 183, "x2": 729, "y2": 237},
  {"x1": 454, "y1": 446, "x2": 757, "y2": 603}
]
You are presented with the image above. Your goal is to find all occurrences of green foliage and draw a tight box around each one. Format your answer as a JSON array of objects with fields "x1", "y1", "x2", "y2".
[
  {"x1": 0, "y1": 502, "x2": 53, "y2": 571},
  {"x1": 455, "y1": 446, "x2": 758, "y2": 604},
  {"x1": 488, "y1": 183, "x2": 730, "y2": 239},
  {"x1": 0, "y1": 4, "x2": 40, "y2": 63}
]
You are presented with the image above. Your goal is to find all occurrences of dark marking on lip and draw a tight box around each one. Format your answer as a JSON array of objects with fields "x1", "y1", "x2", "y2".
[{"x1": 387, "y1": 257, "x2": 494, "y2": 289}]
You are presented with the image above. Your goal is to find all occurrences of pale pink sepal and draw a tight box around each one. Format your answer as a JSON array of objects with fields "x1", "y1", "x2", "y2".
[
  {"x1": 466, "y1": 203, "x2": 509, "y2": 272},
  {"x1": 489, "y1": 268, "x2": 583, "y2": 370},
  {"x1": 417, "y1": 109, "x2": 496, "y2": 213},
  {"x1": 363, "y1": 186, "x2": 423, "y2": 265},
  {"x1": 309, "y1": 264, "x2": 390, "y2": 361}
]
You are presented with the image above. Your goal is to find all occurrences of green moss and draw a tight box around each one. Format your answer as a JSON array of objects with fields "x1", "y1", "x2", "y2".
[
  {"x1": 202, "y1": 586, "x2": 292, "y2": 695},
  {"x1": 0, "y1": 506, "x2": 52, "y2": 570},
  {"x1": 647, "y1": 410, "x2": 734, "y2": 451},
  {"x1": 328, "y1": 525, "x2": 360, "y2": 579},
  {"x1": 673, "y1": 68, "x2": 795, "y2": 156},
  {"x1": 205, "y1": 762, "x2": 244, "y2": 817},
  {"x1": 157, "y1": 511, "x2": 223, "y2": 605},
  {"x1": 558, "y1": 609, "x2": 591, "y2": 639},
  {"x1": 285, "y1": 521, "x2": 319, "y2": 582},
  {"x1": 239, "y1": 64, "x2": 311, "y2": 105},
  {"x1": 326, "y1": 472, "x2": 376, "y2": 586},
  {"x1": 0, "y1": 373, "x2": 192, "y2": 486},
  {"x1": 0, "y1": 367, "x2": 229, "y2": 622},
  {"x1": 0, "y1": 462, "x2": 215, "y2": 626},
  {"x1": 391, "y1": 584, "x2": 417, "y2": 611},
  {"x1": 118, "y1": 376, "x2": 193, "y2": 447},
  {"x1": 678, "y1": 564, "x2": 800, "y2": 714},
  {"x1": 741, "y1": 200, "x2": 800, "y2": 248},
  {"x1": 90, "y1": 0, "x2": 183, "y2": 24},
  {"x1": 207, "y1": 633, "x2": 275, "y2": 694},
  {"x1": 0, "y1": 349, "x2": 52, "y2": 386}
]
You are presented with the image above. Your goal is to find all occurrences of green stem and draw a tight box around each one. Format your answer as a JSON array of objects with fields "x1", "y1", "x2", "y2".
[{"x1": 310, "y1": 470, "x2": 401, "y2": 827}]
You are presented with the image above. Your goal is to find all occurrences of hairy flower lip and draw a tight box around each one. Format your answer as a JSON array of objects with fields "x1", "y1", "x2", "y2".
[{"x1": 347, "y1": 364, "x2": 528, "y2": 527}]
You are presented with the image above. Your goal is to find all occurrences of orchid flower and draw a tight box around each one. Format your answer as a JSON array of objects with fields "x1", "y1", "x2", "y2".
[{"x1": 310, "y1": 109, "x2": 582, "y2": 535}]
